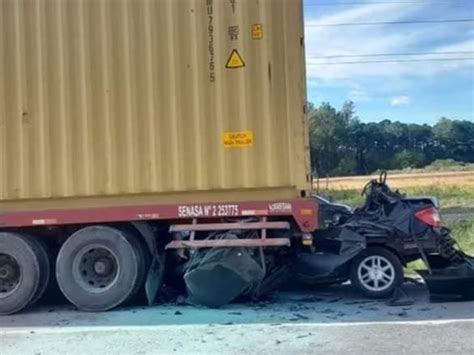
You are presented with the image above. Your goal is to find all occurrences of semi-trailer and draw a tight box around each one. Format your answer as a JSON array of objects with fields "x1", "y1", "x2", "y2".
[{"x1": 0, "y1": 0, "x2": 317, "y2": 314}]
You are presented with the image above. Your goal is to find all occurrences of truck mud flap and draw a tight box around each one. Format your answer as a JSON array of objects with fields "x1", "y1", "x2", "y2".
[{"x1": 418, "y1": 255, "x2": 474, "y2": 302}]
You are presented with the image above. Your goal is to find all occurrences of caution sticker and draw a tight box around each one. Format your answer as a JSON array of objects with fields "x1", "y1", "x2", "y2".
[
  {"x1": 252, "y1": 24, "x2": 264, "y2": 40},
  {"x1": 223, "y1": 131, "x2": 254, "y2": 148},
  {"x1": 226, "y1": 49, "x2": 245, "y2": 69}
]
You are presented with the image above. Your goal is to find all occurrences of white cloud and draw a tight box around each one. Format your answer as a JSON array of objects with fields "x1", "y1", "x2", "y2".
[
  {"x1": 305, "y1": 3, "x2": 402, "y2": 28},
  {"x1": 304, "y1": 3, "x2": 474, "y2": 82},
  {"x1": 349, "y1": 88, "x2": 371, "y2": 103},
  {"x1": 391, "y1": 96, "x2": 411, "y2": 106}
]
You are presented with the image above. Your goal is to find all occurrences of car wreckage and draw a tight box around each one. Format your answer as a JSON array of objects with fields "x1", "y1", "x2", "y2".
[{"x1": 172, "y1": 172, "x2": 474, "y2": 307}]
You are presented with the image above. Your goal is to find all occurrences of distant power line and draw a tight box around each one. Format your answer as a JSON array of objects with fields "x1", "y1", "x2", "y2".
[
  {"x1": 305, "y1": 18, "x2": 474, "y2": 27},
  {"x1": 306, "y1": 50, "x2": 474, "y2": 59},
  {"x1": 305, "y1": 0, "x2": 468, "y2": 6},
  {"x1": 306, "y1": 57, "x2": 474, "y2": 65}
]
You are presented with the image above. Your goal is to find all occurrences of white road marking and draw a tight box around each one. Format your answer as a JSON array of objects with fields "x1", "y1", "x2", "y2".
[{"x1": 1, "y1": 318, "x2": 473, "y2": 335}]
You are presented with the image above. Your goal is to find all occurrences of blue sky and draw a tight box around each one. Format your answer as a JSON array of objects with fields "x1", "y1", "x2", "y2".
[{"x1": 304, "y1": 0, "x2": 474, "y2": 124}]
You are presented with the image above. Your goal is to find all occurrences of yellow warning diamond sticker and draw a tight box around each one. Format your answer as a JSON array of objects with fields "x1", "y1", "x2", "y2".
[{"x1": 226, "y1": 49, "x2": 245, "y2": 69}]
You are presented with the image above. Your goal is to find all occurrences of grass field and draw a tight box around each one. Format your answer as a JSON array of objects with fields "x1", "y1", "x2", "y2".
[
  {"x1": 323, "y1": 184, "x2": 474, "y2": 209},
  {"x1": 449, "y1": 220, "x2": 474, "y2": 253},
  {"x1": 316, "y1": 171, "x2": 474, "y2": 192},
  {"x1": 317, "y1": 171, "x2": 474, "y2": 209}
]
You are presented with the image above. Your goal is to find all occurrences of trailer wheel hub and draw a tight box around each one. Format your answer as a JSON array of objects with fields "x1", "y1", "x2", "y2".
[
  {"x1": 73, "y1": 246, "x2": 119, "y2": 292},
  {"x1": 94, "y1": 259, "x2": 112, "y2": 275},
  {"x1": 0, "y1": 253, "x2": 21, "y2": 296}
]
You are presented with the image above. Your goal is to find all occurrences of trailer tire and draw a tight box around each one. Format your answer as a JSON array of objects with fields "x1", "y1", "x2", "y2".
[
  {"x1": 123, "y1": 231, "x2": 149, "y2": 303},
  {"x1": 56, "y1": 226, "x2": 142, "y2": 312},
  {"x1": 0, "y1": 233, "x2": 41, "y2": 315},
  {"x1": 349, "y1": 247, "x2": 403, "y2": 299},
  {"x1": 25, "y1": 237, "x2": 51, "y2": 307}
]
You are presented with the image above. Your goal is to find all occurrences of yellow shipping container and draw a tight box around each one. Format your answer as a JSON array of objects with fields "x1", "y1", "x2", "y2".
[{"x1": 0, "y1": 0, "x2": 310, "y2": 211}]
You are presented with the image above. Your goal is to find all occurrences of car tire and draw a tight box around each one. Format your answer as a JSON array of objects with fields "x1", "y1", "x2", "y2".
[
  {"x1": 349, "y1": 247, "x2": 403, "y2": 299},
  {"x1": 56, "y1": 226, "x2": 142, "y2": 312}
]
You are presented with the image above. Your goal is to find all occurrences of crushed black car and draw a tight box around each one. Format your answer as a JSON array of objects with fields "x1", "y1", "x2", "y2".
[
  {"x1": 168, "y1": 172, "x2": 474, "y2": 306},
  {"x1": 313, "y1": 195, "x2": 353, "y2": 229},
  {"x1": 295, "y1": 171, "x2": 474, "y2": 301}
]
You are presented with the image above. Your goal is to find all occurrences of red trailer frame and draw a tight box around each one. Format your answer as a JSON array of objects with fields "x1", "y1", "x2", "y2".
[
  {"x1": 0, "y1": 199, "x2": 318, "y2": 314},
  {"x1": 0, "y1": 198, "x2": 318, "y2": 233}
]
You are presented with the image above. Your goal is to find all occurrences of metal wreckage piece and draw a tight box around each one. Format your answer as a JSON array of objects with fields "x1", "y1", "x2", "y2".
[
  {"x1": 183, "y1": 233, "x2": 266, "y2": 307},
  {"x1": 182, "y1": 230, "x2": 294, "y2": 307},
  {"x1": 417, "y1": 230, "x2": 474, "y2": 302},
  {"x1": 291, "y1": 227, "x2": 366, "y2": 284}
]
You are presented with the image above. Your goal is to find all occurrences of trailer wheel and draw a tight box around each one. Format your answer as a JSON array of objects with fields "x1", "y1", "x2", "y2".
[
  {"x1": 56, "y1": 226, "x2": 142, "y2": 312},
  {"x1": 0, "y1": 233, "x2": 41, "y2": 315},
  {"x1": 26, "y1": 237, "x2": 51, "y2": 307},
  {"x1": 349, "y1": 247, "x2": 403, "y2": 299},
  {"x1": 123, "y1": 231, "x2": 149, "y2": 303}
]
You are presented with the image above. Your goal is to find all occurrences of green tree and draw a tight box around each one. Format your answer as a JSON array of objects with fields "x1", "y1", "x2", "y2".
[
  {"x1": 393, "y1": 150, "x2": 427, "y2": 169},
  {"x1": 308, "y1": 102, "x2": 352, "y2": 176},
  {"x1": 433, "y1": 118, "x2": 474, "y2": 162},
  {"x1": 307, "y1": 102, "x2": 473, "y2": 177}
]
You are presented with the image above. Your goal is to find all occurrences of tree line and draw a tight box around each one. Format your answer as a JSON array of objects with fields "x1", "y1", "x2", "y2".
[{"x1": 308, "y1": 101, "x2": 474, "y2": 177}]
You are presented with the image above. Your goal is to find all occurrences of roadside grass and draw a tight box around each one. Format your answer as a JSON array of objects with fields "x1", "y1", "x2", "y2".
[
  {"x1": 318, "y1": 189, "x2": 365, "y2": 206},
  {"x1": 322, "y1": 184, "x2": 474, "y2": 209},
  {"x1": 381, "y1": 160, "x2": 474, "y2": 175},
  {"x1": 452, "y1": 219, "x2": 474, "y2": 254},
  {"x1": 318, "y1": 171, "x2": 474, "y2": 191}
]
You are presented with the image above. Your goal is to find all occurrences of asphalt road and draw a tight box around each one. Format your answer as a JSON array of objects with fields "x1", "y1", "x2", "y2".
[{"x1": 1, "y1": 283, "x2": 474, "y2": 354}]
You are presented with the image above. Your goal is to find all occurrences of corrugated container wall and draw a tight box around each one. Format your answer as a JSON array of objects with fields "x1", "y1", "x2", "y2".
[{"x1": 0, "y1": 0, "x2": 310, "y2": 210}]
